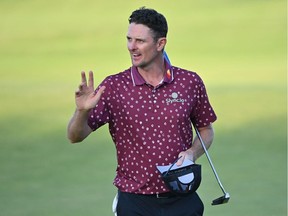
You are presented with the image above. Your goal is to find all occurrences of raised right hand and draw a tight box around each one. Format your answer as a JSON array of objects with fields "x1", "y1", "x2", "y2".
[{"x1": 75, "y1": 71, "x2": 106, "y2": 111}]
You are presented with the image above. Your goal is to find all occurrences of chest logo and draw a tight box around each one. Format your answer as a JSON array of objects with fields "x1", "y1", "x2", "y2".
[{"x1": 166, "y1": 92, "x2": 186, "y2": 104}]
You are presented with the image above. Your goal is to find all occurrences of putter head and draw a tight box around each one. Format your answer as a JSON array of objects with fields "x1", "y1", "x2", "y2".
[{"x1": 211, "y1": 193, "x2": 230, "y2": 205}]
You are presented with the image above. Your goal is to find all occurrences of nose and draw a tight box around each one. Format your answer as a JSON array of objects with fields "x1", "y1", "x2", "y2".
[{"x1": 127, "y1": 40, "x2": 136, "y2": 51}]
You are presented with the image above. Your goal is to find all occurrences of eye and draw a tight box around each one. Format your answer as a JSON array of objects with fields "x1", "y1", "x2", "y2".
[{"x1": 137, "y1": 39, "x2": 144, "y2": 43}]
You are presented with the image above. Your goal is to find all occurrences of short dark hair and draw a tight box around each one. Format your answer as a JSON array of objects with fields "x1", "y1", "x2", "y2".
[{"x1": 128, "y1": 7, "x2": 168, "y2": 41}]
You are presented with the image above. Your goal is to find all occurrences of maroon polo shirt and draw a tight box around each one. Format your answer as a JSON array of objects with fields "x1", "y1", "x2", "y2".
[{"x1": 88, "y1": 60, "x2": 217, "y2": 194}]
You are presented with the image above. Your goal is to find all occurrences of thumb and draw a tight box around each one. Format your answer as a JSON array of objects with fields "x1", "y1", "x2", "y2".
[
  {"x1": 97, "y1": 86, "x2": 106, "y2": 95},
  {"x1": 176, "y1": 153, "x2": 185, "y2": 166},
  {"x1": 93, "y1": 86, "x2": 106, "y2": 104}
]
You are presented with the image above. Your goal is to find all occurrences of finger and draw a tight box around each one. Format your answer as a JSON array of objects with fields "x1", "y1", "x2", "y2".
[
  {"x1": 75, "y1": 89, "x2": 81, "y2": 97},
  {"x1": 78, "y1": 83, "x2": 85, "y2": 91},
  {"x1": 94, "y1": 86, "x2": 106, "y2": 102},
  {"x1": 176, "y1": 153, "x2": 185, "y2": 166},
  {"x1": 88, "y1": 71, "x2": 94, "y2": 89},
  {"x1": 97, "y1": 85, "x2": 106, "y2": 94},
  {"x1": 81, "y1": 71, "x2": 87, "y2": 86}
]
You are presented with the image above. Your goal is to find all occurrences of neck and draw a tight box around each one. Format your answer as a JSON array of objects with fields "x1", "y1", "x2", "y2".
[{"x1": 138, "y1": 57, "x2": 165, "y2": 87}]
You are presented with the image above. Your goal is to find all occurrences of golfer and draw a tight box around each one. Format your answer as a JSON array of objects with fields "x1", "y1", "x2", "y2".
[{"x1": 67, "y1": 7, "x2": 217, "y2": 216}]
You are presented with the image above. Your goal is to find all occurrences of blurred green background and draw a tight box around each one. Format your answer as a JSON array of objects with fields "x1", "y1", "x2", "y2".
[{"x1": 0, "y1": 0, "x2": 286, "y2": 215}]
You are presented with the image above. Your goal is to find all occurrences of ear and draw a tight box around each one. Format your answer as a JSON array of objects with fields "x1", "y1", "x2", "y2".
[{"x1": 157, "y1": 38, "x2": 167, "y2": 52}]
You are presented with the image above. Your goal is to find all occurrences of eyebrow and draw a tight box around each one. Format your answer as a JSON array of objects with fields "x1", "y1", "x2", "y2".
[{"x1": 126, "y1": 36, "x2": 146, "y2": 41}]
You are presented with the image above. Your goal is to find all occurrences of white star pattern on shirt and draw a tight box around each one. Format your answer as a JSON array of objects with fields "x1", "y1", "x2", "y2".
[{"x1": 88, "y1": 66, "x2": 217, "y2": 194}]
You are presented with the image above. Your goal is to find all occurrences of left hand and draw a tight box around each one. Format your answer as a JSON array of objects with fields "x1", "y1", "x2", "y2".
[{"x1": 176, "y1": 149, "x2": 194, "y2": 166}]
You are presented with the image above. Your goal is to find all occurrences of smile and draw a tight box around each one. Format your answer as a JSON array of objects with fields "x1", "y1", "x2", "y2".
[{"x1": 132, "y1": 53, "x2": 141, "y2": 57}]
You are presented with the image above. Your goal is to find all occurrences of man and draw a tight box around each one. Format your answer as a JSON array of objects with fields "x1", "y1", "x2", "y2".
[{"x1": 67, "y1": 7, "x2": 217, "y2": 216}]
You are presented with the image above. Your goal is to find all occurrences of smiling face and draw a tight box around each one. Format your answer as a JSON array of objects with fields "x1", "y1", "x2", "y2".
[{"x1": 127, "y1": 23, "x2": 166, "y2": 69}]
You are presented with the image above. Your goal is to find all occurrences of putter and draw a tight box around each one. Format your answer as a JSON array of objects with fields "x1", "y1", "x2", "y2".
[
  {"x1": 163, "y1": 51, "x2": 230, "y2": 205},
  {"x1": 194, "y1": 125, "x2": 230, "y2": 205},
  {"x1": 164, "y1": 51, "x2": 171, "y2": 64}
]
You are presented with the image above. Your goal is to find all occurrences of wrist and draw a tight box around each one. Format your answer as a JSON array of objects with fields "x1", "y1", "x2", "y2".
[
  {"x1": 185, "y1": 148, "x2": 195, "y2": 162},
  {"x1": 75, "y1": 108, "x2": 91, "y2": 114},
  {"x1": 72, "y1": 108, "x2": 91, "y2": 121}
]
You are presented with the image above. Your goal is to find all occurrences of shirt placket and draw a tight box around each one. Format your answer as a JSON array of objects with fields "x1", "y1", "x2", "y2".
[{"x1": 144, "y1": 83, "x2": 162, "y2": 114}]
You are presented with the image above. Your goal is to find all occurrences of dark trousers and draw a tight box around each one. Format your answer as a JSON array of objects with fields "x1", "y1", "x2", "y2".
[{"x1": 116, "y1": 191, "x2": 204, "y2": 216}]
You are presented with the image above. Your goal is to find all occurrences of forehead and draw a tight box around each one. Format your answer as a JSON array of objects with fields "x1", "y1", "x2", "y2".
[{"x1": 127, "y1": 23, "x2": 154, "y2": 39}]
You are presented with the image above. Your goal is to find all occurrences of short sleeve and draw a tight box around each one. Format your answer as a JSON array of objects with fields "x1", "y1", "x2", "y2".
[
  {"x1": 190, "y1": 74, "x2": 217, "y2": 127},
  {"x1": 87, "y1": 78, "x2": 111, "y2": 131}
]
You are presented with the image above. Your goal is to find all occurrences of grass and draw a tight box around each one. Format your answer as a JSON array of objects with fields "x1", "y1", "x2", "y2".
[{"x1": 0, "y1": 0, "x2": 286, "y2": 215}]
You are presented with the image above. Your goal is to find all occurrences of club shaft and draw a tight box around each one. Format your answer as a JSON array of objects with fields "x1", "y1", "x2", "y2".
[{"x1": 194, "y1": 127, "x2": 227, "y2": 194}]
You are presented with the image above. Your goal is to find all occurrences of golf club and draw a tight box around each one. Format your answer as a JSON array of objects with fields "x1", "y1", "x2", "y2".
[
  {"x1": 193, "y1": 125, "x2": 230, "y2": 205},
  {"x1": 163, "y1": 51, "x2": 230, "y2": 205}
]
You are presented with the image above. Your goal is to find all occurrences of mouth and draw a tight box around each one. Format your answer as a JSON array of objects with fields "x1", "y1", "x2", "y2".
[{"x1": 131, "y1": 53, "x2": 142, "y2": 60}]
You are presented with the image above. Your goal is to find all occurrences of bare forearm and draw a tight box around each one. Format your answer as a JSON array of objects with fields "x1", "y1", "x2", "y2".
[
  {"x1": 67, "y1": 109, "x2": 92, "y2": 143},
  {"x1": 188, "y1": 125, "x2": 215, "y2": 161}
]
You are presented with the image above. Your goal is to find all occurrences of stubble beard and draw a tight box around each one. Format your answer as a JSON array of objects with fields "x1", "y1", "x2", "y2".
[{"x1": 131, "y1": 52, "x2": 159, "y2": 70}]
